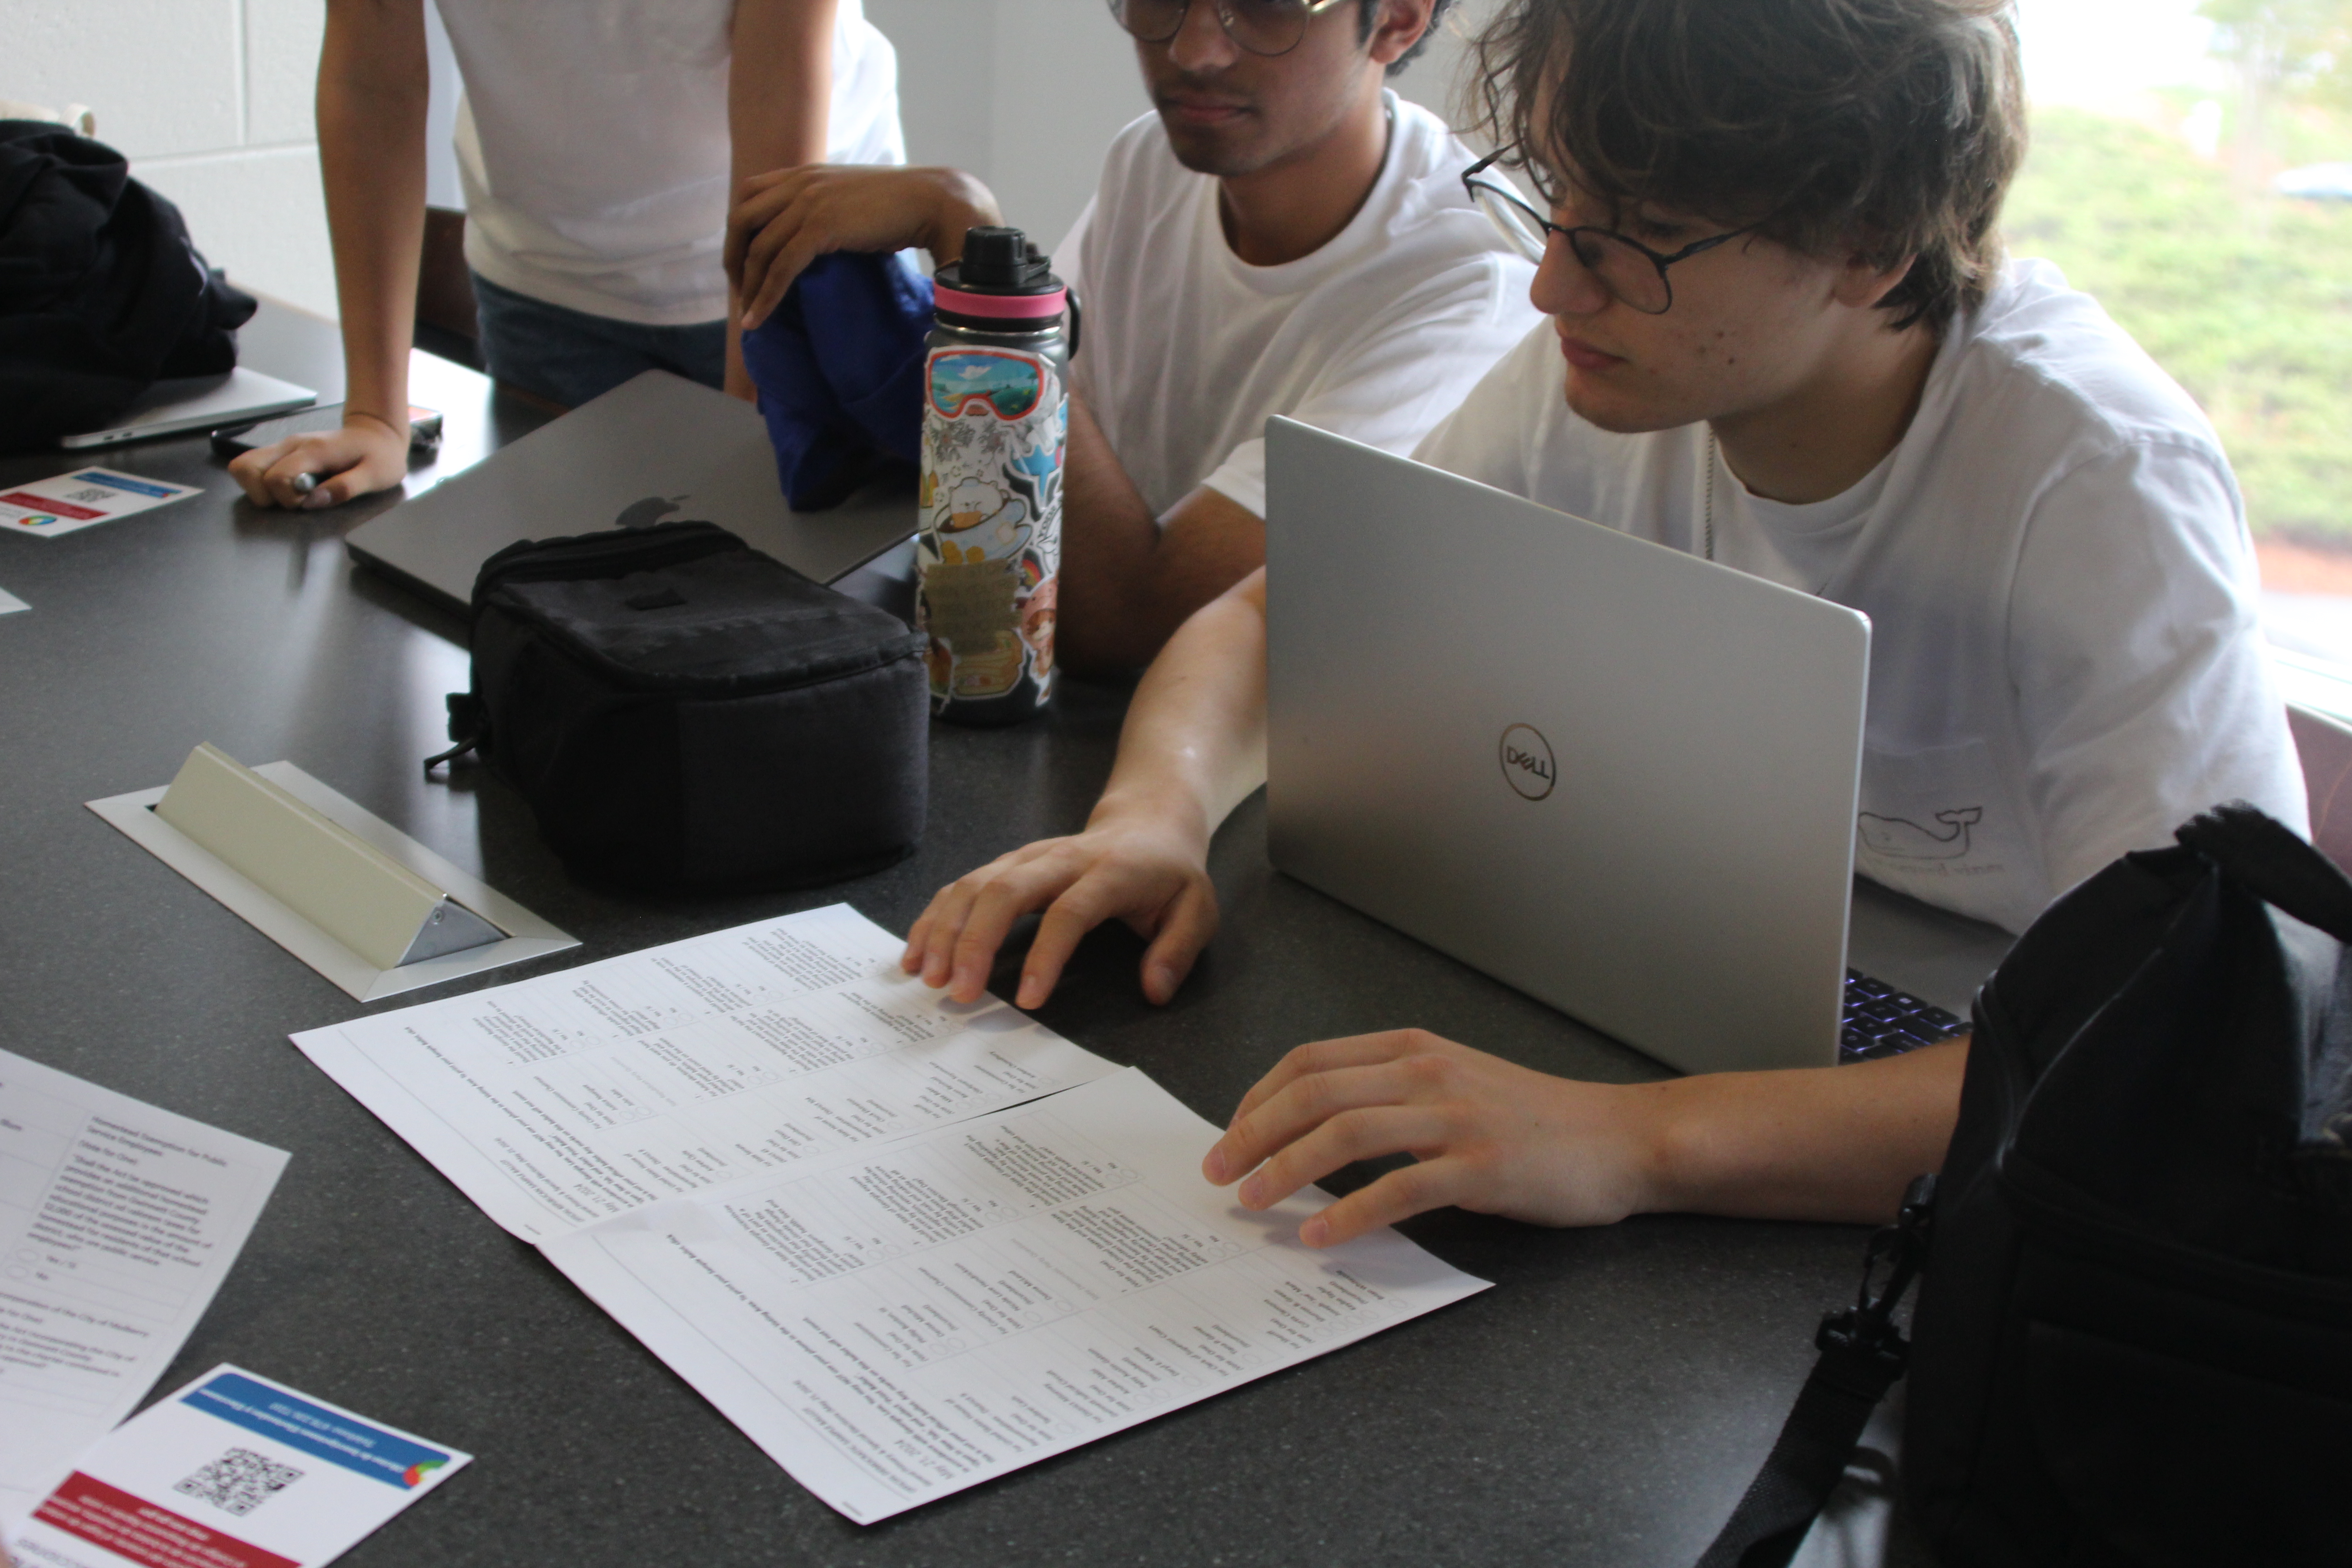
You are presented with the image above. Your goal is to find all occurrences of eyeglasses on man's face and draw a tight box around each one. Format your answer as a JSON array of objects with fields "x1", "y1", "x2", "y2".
[
  {"x1": 1461, "y1": 149, "x2": 1758, "y2": 315},
  {"x1": 1107, "y1": 0, "x2": 1354, "y2": 57}
]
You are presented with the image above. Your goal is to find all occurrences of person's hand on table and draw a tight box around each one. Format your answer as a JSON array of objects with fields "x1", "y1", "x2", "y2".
[
  {"x1": 227, "y1": 414, "x2": 407, "y2": 510},
  {"x1": 1202, "y1": 1031, "x2": 1666, "y2": 1247},
  {"x1": 902, "y1": 807, "x2": 1221, "y2": 1011},
  {"x1": 728, "y1": 165, "x2": 1001, "y2": 332}
]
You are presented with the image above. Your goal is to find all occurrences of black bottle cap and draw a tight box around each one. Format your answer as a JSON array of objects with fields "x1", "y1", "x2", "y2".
[{"x1": 937, "y1": 225, "x2": 1058, "y2": 294}]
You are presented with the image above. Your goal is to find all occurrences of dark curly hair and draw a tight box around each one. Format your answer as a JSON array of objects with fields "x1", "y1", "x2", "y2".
[
  {"x1": 1466, "y1": 0, "x2": 2026, "y2": 332},
  {"x1": 1362, "y1": 0, "x2": 1462, "y2": 76}
]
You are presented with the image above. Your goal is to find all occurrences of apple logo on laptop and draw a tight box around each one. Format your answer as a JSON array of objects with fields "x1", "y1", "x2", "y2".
[
  {"x1": 1499, "y1": 724, "x2": 1556, "y2": 801},
  {"x1": 614, "y1": 494, "x2": 690, "y2": 530}
]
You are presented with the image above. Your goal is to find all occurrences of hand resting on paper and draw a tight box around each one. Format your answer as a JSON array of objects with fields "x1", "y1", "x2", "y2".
[
  {"x1": 228, "y1": 414, "x2": 407, "y2": 510},
  {"x1": 1203, "y1": 1030, "x2": 1974, "y2": 1245},
  {"x1": 902, "y1": 810, "x2": 1221, "y2": 1010},
  {"x1": 902, "y1": 573, "x2": 1269, "y2": 1011}
]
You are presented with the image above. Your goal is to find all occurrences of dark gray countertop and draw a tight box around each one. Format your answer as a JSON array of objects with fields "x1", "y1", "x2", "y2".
[{"x1": 0, "y1": 304, "x2": 1877, "y2": 1566}]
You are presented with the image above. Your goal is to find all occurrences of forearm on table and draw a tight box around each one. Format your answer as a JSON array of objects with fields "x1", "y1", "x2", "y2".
[
  {"x1": 318, "y1": 0, "x2": 429, "y2": 430},
  {"x1": 1088, "y1": 571, "x2": 1269, "y2": 848},
  {"x1": 1059, "y1": 398, "x2": 1266, "y2": 670},
  {"x1": 1637, "y1": 1037, "x2": 1969, "y2": 1224}
]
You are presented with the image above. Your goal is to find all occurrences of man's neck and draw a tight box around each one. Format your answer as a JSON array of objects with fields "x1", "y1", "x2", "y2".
[
  {"x1": 1216, "y1": 86, "x2": 1390, "y2": 267},
  {"x1": 1712, "y1": 322, "x2": 1940, "y2": 506}
]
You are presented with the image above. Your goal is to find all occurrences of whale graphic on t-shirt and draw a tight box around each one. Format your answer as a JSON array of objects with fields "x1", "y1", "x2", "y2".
[{"x1": 1857, "y1": 807, "x2": 1983, "y2": 861}]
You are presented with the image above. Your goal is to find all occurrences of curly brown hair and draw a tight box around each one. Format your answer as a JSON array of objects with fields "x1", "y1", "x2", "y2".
[{"x1": 1466, "y1": 0, "x2": 2026, "y2": 332}]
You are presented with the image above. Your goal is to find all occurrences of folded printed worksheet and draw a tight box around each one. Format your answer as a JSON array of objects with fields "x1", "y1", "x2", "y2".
[
  {"x1": 293, "y1": 906, "x2": 1491, "y2": 1522},
  {"x1": 290, "y1": 904, "x2": 1120, "y2": 1240},
  {"x1": 0, "y1": 1051, "x2": 289, "y2": 1526},
  {"x1": 543, "y1": 1068, "x2": 1491, "y2": 1523}
]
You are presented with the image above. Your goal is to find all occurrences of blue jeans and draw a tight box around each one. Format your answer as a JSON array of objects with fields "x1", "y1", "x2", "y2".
[{"x1": 470, "y1": 273, "x2": 726, "y2": 408}]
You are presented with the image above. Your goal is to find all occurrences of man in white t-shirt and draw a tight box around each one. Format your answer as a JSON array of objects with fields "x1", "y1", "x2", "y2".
[
  {"x1": 726, "y1": 0, "x2": 1539, "y2": 668},
  {"x1": 898, "y1": 0, "x2": 2307, "y2": 1240},
  {"x1": 231, "y1": 0, "x2": 902, "y2": 512},
  {"x1": 1417, "y1": 254, "x2": 2305, "y2": 936}
]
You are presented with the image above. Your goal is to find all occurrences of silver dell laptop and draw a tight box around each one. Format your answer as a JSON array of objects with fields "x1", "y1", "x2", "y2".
[
  {"x1": 346, "y1": 370, "x2": 914, "y2": 614},
  {"x1": 1263, "y1": 417, "x2": 2008, "y2": 1075}
]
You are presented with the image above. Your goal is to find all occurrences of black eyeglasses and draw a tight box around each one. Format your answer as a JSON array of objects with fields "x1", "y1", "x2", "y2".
[
  {"x1": 1461, "y1": 149, "x2": 1757, "y2": 315},
  {"x1": 1106, "y1": 0, "x2": 1352, "y2": 57}
]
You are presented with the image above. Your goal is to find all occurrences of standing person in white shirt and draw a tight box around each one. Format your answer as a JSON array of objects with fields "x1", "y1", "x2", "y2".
[
  {"x1": 726, "y1": 0, "x2": 1540, "y2": 668},
  {"x1": 898, "y1": 0, "x2": 2307, "y2": 1236},
  {"x1": 230, "y1": 0, "x2": 902, "y2": 512}
]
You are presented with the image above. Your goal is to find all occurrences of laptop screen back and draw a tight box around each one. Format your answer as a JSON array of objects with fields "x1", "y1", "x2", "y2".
[
  {"x1": 1262, "y1": 418, "x2": 1871, "y2": 1073},
  {"x1": 345, "y1": 370, "x2": 914, "y2": 613}
]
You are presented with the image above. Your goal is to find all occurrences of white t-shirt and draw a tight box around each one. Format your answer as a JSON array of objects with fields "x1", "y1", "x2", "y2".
[
  {"x1": 1416, "y1": 259, "x2": 2308, "y2": 933},
  {"x1": 443, "y1": 0, "x2": 905, "y2": 325},
  {"x1": 1056, "y1": 94, "x2": 1540, "y2": 519}
]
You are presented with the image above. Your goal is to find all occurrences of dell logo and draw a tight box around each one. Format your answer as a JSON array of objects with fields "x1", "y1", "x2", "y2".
[{"x1": 1499, "y1": 724, "x2": 1556, "y2": 801}]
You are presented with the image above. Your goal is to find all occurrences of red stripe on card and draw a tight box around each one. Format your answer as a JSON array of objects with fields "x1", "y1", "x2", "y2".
[
  {"x1": 33, "y1": 1471, "x2": 300, "y2": 1568},
  {"x1": 0, "y1": 491, "x2": 106, "y2": 519}
]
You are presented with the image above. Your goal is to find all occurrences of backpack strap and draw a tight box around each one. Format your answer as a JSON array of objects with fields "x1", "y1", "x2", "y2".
[
  {"x1": 2175, "y1": 802, "x2": 2352, "y2": 946},
  {"x1": 1695, "y1": 1176, "x2": 1936, "y2": 1568}
]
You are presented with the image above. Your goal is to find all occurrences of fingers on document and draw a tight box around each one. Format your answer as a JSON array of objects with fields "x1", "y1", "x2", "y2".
[
  {"x1": 1204, "y1": 1034, "x2": 1471, "y2": 1245},
  {"x1": 1132, "y1": 882, "x2": 1217, "y2": 1007},
  {"x1": 900, "y1": 843, "x2": 1217, "y2": 1012},
  {"x1": 902, "y1": 845, "x2": 1076, "y2": 1003},
  {"x1": 1227, "y1": 1030, "x2": 1428, "y2": 1126},
  {"x1": 1297, "y1": 1160, "x2": 1465, "y2": 1248},
  {"x1": 1215, "y1": 1056, "x2": 1428, "y2": 1187},
  {"x1": 1019, "y1": 868, "x2": 1213, "y2": 1010}
]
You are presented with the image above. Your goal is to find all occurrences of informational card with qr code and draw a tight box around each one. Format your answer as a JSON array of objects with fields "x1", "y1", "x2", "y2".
[
  {"x1": 8, "y1": 1366, "x2": 471, "y2": 1568},
  {"x1": 0, "y1": 468, "x2": 200, "y2": 538}
]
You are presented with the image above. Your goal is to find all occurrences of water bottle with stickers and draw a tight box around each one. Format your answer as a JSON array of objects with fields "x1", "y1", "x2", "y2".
[{"x1": 917, "y1": 226, "x2": 1074, "y2": 726}]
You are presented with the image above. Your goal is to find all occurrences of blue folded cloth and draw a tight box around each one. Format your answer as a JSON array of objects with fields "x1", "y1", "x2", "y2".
[{"x1": 742, "y1": 250, "x2": 935, "y2": 512}]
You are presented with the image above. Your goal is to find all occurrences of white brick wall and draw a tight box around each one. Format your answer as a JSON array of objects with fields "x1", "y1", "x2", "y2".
[
  {"x1": 5, "y1": 0, "x2": 337, "y2": 316},
  {"x1": 4, "y1": 0, "x2": 1489, "y2": 325}
]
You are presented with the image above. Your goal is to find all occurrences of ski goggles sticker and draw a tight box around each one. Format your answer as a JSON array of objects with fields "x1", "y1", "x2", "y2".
[{"x1": 930, "y1": 351, "x2": 1044, "y2": 421}]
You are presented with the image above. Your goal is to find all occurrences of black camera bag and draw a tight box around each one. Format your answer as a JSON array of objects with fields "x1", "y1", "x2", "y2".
[
  {"x1": 1699, "y1": 803, "x2": 2352, "y2": 1568},
  {"x1": 431, "y1": 520, "x2": 928, "y2": 890}
]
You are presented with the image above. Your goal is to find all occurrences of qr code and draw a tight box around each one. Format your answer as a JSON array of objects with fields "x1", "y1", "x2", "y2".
[
  {"x1": 61, "y1": 487, "x2": 115, "y2": 503},
  {"x1": 172, "y1": 1447, "x2": 305, "y2": 1517}
]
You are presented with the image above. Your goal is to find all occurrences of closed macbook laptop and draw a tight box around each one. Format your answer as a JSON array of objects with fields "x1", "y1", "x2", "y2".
[
  {"x1": 60, "y1": 367, "x2": 316, "y2": 449},
  {"x1": 345, "y1": 369, "x2": 915, "y2": 614}
]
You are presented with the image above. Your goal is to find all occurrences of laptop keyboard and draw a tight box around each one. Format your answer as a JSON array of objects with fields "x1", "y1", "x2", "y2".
[{"x1": 1841, "y1": 970, "x2": 1967, "y2": 1063}]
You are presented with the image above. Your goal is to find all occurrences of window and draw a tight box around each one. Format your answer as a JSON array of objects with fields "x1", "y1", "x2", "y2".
[{"x1": 2008, "y1": 0, "x2": 2352, "y2": 701}]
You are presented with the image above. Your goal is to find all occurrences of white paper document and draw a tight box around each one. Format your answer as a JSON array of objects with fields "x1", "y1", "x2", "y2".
[
  {"x1": 0, "y1": 1052, "x2": 289, "y2": 1526},
  {"x1": 291, "y1": 904, "x2": 1119, "y2": 1241},
  {"x1": 0, "y1": 587, "x2": 26, "y2": 616},
  {"x1": 0, "y1": 470, "x2": 200, "y2": 538},
  {"x1": 10, "y1": 1364, "x2": 469, "y2": 1568},
  {"x1": 543, "y1": 1068, "x2": 1490, "y2": 1523}
]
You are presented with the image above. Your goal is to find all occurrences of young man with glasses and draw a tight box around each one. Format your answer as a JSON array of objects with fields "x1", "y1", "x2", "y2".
[
  {"x1": 726, "y1": 0, "x2": 1539, "y2": 668},
  {"x1": 899, "y1": 0, "x2": 2306, "y2": 1236}
]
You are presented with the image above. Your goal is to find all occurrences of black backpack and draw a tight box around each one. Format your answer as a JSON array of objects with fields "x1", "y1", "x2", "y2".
[
  {"x1": 1702, "y1": 803, "x2": 2352, "y2": 1568},
  {"x1": 430, "y1": 521, "x2": 929, "y2": 891},
  {"x1": 0, "y1": 122, "x2": 255, "y2": 450}
]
